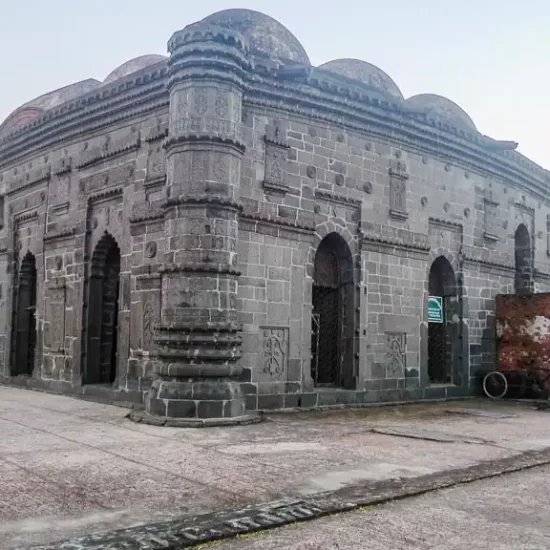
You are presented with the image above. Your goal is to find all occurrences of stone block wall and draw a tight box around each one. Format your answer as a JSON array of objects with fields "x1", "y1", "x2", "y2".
[
  {"x1": 0, "y1": 12, "x2": 549, "y2": 416},
  {"x1": 233, "y1": 105, "x2": 550, "y2": 408},
  {"x1": 0, "y1": 110, "x2": 169, "y2": 402}
]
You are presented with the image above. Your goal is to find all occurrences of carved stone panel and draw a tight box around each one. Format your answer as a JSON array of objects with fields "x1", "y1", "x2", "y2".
[
  {"x1": 547, "y1": 215, "x2": 550, "y2": 256},
  {"x1": 142, "y1": 297, "x2": 160, "y2": 351},
  {"x1": 76, "y1": 128, "x2": 139, "y2": 169},
  {"x1": 134, "y1": 274, "x2": 161, "y2": 352},
  {"x1": 44, "y1": 286, "x2": 66, "y2": 352},
  {"x1": 194, "y1": 87, "x2": 209, "y2": 116},
  {"x1": 264, "y1": 147, "x2": 288, "y2": 191},
  {"x1": 389, "y1": 160, "x2": 409, "y2": 220},
  {"x1": 79, "y1": 163, "x2": 134, "y2": 195},
  {"x1": 385, "y1": 332, "x2": 406, "y2": 377},
  {"x1": 57, "y1": 176, "x2": 71, "y2": 204},
  {"x1": 483, "y1": 198, "x2": 499, "y2": 241},
  {"x1": 263, "y1": 121, "x2": 290, "y2": 194},
  {"x1": 428, "y1": 218, "x2": 463, "y2": 253},
  {"x1": 146, "y1": 144, "x2": 166, "y2": 183},
  {"x1": 261, "y1": 327, "x2": 288, "y2": 380}
]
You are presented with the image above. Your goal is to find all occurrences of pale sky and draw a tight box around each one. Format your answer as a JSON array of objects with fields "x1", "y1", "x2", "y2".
[{"x1": 1, "y1": 1, "x2": 548, "y2": 169}]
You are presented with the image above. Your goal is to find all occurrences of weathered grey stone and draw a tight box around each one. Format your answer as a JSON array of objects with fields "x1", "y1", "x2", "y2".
[{"x1": 0, "y1": 8, "x2": 548, "y2": 419}]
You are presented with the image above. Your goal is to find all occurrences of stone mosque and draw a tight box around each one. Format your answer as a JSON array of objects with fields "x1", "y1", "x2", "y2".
[{"x1": 0, "y1": 9, "x2": 548, "y2": 425}]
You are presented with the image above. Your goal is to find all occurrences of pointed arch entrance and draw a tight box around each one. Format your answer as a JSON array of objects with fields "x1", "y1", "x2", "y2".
[
  {"x1": 311, "y1": 232, "x2": 354, "y2": 388},
  {"x1": 83, "y1": 233, "x2": 121, "y2": 385},
  {"x1": 11, "y1": 252, "x2": 37, "y2": 376},
  {"x1": 514, "y1": 224, "x2": 532, "y2": 294},
  {"x1": 427, "y1": 256, "x2": 462, "y2": 384}
]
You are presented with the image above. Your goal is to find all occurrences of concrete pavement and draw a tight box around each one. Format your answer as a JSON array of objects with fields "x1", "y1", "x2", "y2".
[
  {"x1": 211, "y1": 465, "x2": 550, "y2": 549},
  {"x1": 1, "y1": 387, "x2": 550, "y2": 548}
]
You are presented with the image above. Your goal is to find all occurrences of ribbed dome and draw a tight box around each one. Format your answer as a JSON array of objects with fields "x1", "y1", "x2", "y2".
[
  {"x1": 407, "y1": 93, "x2": 477, "y2": 131},
  {"x1": 201, "y1": 9, "x2": 310, "y2": 65},
  {"x1": 103, "y1": 54, "x2": 167, "y2": 84},
  {"x1": 319, "y1": 58, "x2": 403, "y2": 100}
]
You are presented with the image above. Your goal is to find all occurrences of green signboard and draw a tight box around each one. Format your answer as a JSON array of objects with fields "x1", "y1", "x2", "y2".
[{"x1": 428, "y1": 296, "x2": 443, "y2": 323}]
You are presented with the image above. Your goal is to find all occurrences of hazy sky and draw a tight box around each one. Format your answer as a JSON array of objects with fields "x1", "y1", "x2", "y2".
[{"x1": 1, "y1": 1, "x2": 548, "y2": 168}]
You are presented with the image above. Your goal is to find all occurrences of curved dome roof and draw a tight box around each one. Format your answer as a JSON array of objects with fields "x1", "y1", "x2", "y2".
[
  {"x1": 201, "y1": 9, "x2": 310, "y2": 65},
  {"x1": 0, "y1": 79, "x2": 101, "y2": 138},
  {"x1": 318, "y1": 58, "x2": 403, "y2": 100},
  {"x1": 104, "y1": 54, "x2": 167, "y2": 84},
  {"x1": 407, "y1": 93, "x2": 477, "y2": 131}
]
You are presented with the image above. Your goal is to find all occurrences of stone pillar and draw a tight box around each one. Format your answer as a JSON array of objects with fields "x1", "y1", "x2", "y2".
[{"x1": 134, "y1": 22, "x2": 258, "y2": 426}]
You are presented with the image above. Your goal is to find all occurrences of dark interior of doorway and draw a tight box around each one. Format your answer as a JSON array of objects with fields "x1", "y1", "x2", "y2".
[
  {"x1": 312, "y1": 285, "x2": 341, "y2": 386},
  {"x1": 83, "y1": 234, "x2": 121, "y2": 385},
  {"x1": 311, "y1": 233, "x2": 354, "y2": 388},
  {"x1": 428, "y1": 256, "x2": 459, "y2": 385},
  {"x1": 11, "y1": 252, "x2": 37, "y2": 376}
]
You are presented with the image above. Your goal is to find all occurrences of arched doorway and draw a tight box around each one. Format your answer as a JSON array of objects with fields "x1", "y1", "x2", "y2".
[
  {"x1": 514, "y1": 224, "x2": 532, "y2": 294},
  {"x1": 427, "y1": 256, "x2": 462, "y2": 384},
  {"x1": 11, "y1": 252, "x2": 37, "y2": 376},
  {"x1": 83, "y1": 233, "x2": 121, "y2": 385},
  {"x1": 311, "y1": 233, "x2": 354, "y2": 387}
]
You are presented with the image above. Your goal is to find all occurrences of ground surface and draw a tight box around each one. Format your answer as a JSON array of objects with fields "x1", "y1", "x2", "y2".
[
  {"x1": 1, "y1": 387, "x2": 550, "y2": 549},
  {"x1": 211, "y1": 465, "x2": 550, "y2": 549}
]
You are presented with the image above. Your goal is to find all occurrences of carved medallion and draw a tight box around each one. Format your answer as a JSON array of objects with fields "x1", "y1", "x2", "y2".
[{"x1": 145, "y1": 242, "x2": 157, "y2": 258}]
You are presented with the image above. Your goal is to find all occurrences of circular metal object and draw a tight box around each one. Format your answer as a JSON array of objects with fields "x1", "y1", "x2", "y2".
[{"x1": 483, "y1": 371, "x2": 508, "y2": 399}]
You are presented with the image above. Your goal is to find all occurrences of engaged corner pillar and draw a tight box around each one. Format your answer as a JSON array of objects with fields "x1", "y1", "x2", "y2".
[{"x1": 132, "y1": 22, "x2": 259, "y2": 427}]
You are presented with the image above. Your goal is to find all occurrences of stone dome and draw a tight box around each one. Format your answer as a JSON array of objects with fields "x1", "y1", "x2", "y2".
[
  {"x1": 318, "y1": 58, "x2": 403, "y2": 100},
  {"x1": 407, "y1": 93, "x2": 477, "y2": 131},
  {"x1": 0, "y1": 79, "x2": 101, "y2": 138},
  {"x1": 104, "y1": 54, "x2": 167, "y2": 84},
  {"x1": 201, "y1": 9, "x2": 310, "y2": 66}
]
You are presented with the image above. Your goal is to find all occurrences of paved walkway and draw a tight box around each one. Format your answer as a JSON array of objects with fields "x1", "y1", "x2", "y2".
[
  {"x1": 1, "y1": 387, "x2": 550, "y2": 549},
  {"x1": 213, "y1": 465, "x2": 550, "y2": 549}
]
